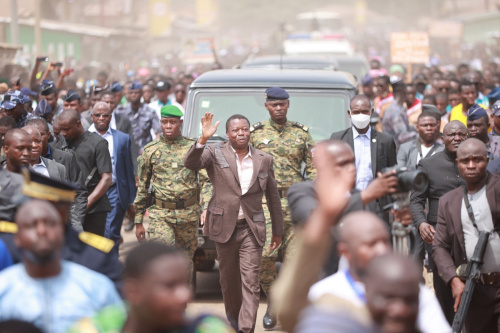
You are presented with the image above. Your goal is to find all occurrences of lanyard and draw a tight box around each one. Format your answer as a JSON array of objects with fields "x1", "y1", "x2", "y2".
[
  {"x1": 416, "y1": 139, "x2": 439, "y2": 160},
  {"x1": 462, "y1": 175, "x2": 499, "y2": 234},
  {"x1": 345, "y1": 270, "x2": 366, "y2": 302}
]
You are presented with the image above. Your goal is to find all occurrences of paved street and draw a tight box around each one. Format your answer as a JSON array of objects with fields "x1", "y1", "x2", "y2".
[{"x1": 120, "y1": 216, "x2": 285, "y2": 333}]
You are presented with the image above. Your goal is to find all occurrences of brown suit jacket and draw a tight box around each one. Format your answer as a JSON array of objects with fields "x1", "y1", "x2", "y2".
[
  {"x1": 433, "y1": 173, "x2": 500, "y2": 284},
  {"x1": 184, "y1": 142, "x2": 284, "y2": 246}
]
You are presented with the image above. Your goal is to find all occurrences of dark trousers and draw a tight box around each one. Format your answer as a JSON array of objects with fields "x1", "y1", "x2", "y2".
[
  {"x1": 216, "y1": 219, "x2": 263, "y2": 333},
  {"x1": 83, "y1": 212, "x2": 107, "y2": 236},
  {"x1": 464, "y1": 281, "x2": 500, "y2": 333},
  {"x1": 104, "y1": 185, "x2": 127, "y2": 243}
]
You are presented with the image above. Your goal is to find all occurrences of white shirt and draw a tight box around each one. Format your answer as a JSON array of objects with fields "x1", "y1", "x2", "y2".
[
  {"x1": 230, "y1": 145, "x2": 253, "y2": 219},
  {"x1": 308, "y1": 270, "x2": 451, "y2": 333},
  {"x1": 88, "y1": 125, "x2": 116, "y2": 184},
  {"x1": 415, "y1": 144, "x2": 435, "y2": 166},
  {"x1": 110, "y1": 112, "x2": 117, "y2": 130},
  {"x1": 461, "y1": 185, "x2": 500, "y2": 273},
  {"x1": 352, "y1": 126, "x2": 373, "y2": 191},
  {"x1": 32, "y1": 158, "x2": 49, "y2": 178}
]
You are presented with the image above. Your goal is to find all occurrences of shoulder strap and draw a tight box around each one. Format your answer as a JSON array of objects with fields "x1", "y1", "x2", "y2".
[
  {"x1": 250, "y1": 122, "x2": 264, "y2": 132},
  {"x1": 85, "y1": 166, "x2": 98, "y2": 187},
  {"x1": 78, "y1": 231, "x2": 114, "y2": 253},
  {"x1": 292, "y1": 121, "x2": 309, "y2": 132}
]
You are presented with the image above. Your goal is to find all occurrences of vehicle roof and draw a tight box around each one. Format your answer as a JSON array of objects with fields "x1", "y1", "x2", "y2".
[{"x1": 190, "y1": 69, "x2": 357, "y2": 90}]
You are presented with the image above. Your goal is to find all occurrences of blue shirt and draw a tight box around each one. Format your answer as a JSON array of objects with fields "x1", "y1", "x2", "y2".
[
  {"x1": 0, "y1": 239, "x2": 12, "y2": 271},
  {"x1": 352, "y1": 126, "x2": 373, "y2": 191},
  {"x1": 0, "y1": 260, "x2": 125, "y2": 333}
]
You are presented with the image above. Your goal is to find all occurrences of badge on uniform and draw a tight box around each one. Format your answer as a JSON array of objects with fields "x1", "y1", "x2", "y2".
[
  {"x1": 172, "y1": 162, "x2": 178, "y2": 168},
  {"x1": 263, "y1": 139, "x2": 270, "y2": 145}
]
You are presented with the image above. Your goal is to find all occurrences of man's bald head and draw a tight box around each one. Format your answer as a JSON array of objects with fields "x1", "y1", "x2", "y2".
[
  {"x1": 443, "y1": 120, "x2": 466, "y2": 134},
  {"x1": 16, "y1": 200, "x2": 61, "y2": 228},
  {"x1": 22, "y1": 125, "x2": 41, "y2": 139},
  {"x1": 335, "y1": 211, "x2": 391, "y2": 279},
  {"x1": 457, "y1": 137, "x2": 487, "y2": 158},
  {"x1": 350, "y1": 94, "x2": 372, "y2": 110},
  {"x1": 365, "y1": 254, "x2": 420, "y2": 333},
  {"x1": 58, "y1": 109, "x2": 81, "y2": 124},
  {"x1": 4, "y1": 128, "x2": 30, "y2": 147},
  {"x1": 457, "y1": 138, "x2": 489, "y2": 184},
  {"x1": 314, "y1": 140, "x2": 356, "y2": 191},
  {"x1": 93, "y1": 101, "x2": 111, "y2": 113}
]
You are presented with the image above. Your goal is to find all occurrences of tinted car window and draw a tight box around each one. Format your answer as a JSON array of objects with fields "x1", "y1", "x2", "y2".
[{"x1": 187, "y1": 90, "x2": 348, "y2": 141}]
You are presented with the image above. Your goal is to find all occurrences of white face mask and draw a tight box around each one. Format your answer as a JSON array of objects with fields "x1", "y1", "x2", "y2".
[{"x1": 350, "y1": 113, "x2": 371, "y2": 129}]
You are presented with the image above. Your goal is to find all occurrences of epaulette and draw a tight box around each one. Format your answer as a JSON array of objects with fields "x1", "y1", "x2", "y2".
[
  {"x1": 292, "y1": 121, "x2": 309, "y2": 132},
  {"x1": 0, "y1": 221, "x2": 17, "y2": 234},
  {"x1": 250, "y1": 122, "x2": 264, "y2": 132},
  {"x1": 78, "y1": 231, "x2": 114, "y2": 253},
  {"x1": 143, "y1": 138, "x2": 161, "y2": 151}
]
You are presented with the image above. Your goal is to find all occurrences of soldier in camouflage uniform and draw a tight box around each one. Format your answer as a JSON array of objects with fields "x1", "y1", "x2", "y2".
[
  {"x1": 249, "y1": 87, "x2": 316, "y2": 329},
  {"x1": 134, "y1": 105, "x2": 207, "y2": 274}
]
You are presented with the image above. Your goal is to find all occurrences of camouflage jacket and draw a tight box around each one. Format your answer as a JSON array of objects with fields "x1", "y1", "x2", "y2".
[
  {"x1": 249, "y1": 119, "x2": 316, "y2": 188},
  {"x1": 134, "y1": 135, "x2": 209, "y2": 223}
]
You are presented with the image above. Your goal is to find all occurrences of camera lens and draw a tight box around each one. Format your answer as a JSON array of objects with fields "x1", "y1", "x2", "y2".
[{"x1": 412, "y1": 172, "x2": 429, "y2": 192}]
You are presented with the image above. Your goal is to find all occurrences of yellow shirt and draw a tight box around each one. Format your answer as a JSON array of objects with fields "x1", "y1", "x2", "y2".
[{"x1": 450, "y1": 103, "x2": 487, "y2": 126}]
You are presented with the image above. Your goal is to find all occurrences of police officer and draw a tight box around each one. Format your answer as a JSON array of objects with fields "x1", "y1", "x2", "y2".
[
  {"x1": 134, "y1": 105, "x2": 208, "y2": 275},
  {"x1": 0, "y1": 168, "x2": 123, "y2": 293},
  {"x1": 249, "y1": 86, "x2": 316, "y2": 329}
]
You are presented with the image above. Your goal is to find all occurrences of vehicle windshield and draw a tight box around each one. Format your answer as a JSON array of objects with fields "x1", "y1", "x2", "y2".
[
  {"x1": 186, "y1": 90, "x2": 349, "y2": 141},
  {"x1": 336, "y1": 61, "x2": 368, "y2": 81}
]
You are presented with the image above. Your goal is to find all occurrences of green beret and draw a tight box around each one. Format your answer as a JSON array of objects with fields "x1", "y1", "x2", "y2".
[{"x1": 161, "y1": 105, "x2": 183, "y2": 118}]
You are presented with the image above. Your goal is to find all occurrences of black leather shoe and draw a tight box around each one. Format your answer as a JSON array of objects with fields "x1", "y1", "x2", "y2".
[
  {"x1": 263, "y1": 299, "x2": 277, "y2": 329},
  {"x1": 124, "y1": 220, "x2": 135, "y2": 232}
]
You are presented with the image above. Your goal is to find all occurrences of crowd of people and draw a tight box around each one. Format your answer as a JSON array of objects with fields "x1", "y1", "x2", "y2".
[{"x1": 0, "y1": 50, "x2": 499, "y2": 333}]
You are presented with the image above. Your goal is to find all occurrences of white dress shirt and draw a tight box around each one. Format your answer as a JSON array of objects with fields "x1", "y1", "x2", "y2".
[
  {"x1": 32, "y1": 158, "x2": 49, "y2": 178},
  {"x1": 88, "y1": 125, "x2": 116, "y2": 184},
  {"x1": 230, "y1": 146, "x2": 253, "y2": 219},
  {"x1": 352, "y1": 126, "x2": 373, "y2": 191}
]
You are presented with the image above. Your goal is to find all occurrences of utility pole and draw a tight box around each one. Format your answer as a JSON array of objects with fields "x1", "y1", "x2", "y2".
[
  {"x1": 10, "y1": 0, "x2": 19, "y2": 45},
  {"x1": 34, "y1": 0, "x2": 42, "y2": 54}
]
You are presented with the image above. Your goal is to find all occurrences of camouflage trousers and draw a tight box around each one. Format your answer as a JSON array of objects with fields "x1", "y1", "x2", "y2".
[
  {"x1": 259, "y1": 198, "x2": 296, "y2": 296},
  {"x1": 146, "y1": 212, "x2": 198, "y2": 274}
]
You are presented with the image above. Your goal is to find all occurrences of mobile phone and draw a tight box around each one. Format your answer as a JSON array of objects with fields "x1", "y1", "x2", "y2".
[
  {"x1": 53, "y1": 62, "x2": 63, "y2": 67},
  {"x1": 67, "y1": 68, "x2": 74, "y2": 74},
  {"x1": 37, "y1": 56, "x2": 48, "y2": 62}
]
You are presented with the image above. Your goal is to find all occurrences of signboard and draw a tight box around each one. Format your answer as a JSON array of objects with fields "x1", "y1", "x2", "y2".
[
  {"x1": 390, "y1": 32, "x2": 429, "y2": 64},
  {"x1": 149, "y1": 0, "x2": 171, "y2": 37},
  {"x1": 183, "y1": 38, "x2": 216, "y2": 64}
]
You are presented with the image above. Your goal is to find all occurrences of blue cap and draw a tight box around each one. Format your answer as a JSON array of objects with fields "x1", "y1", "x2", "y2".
[
  {"x1": 110, "y1": 81, "x2": 123, "y2": 92},
  {"x1": 467, "y1": 104, "x2": 488, "y2": 121},
  {"x1": 2, "y1": 90, "x2": 25, "y2": 110},
  {"x1": 265, "y1": 87, "x2": 289, "y2": 100},
  {"x1": 488, "y1": 86, "x2": 500, "y2": 104},
  {"x1": 64, "y1": 89, "x2": 80, "y2": 102},
  {"x1": 361, "y1": 74, "x2": 373, "y2": 86},
  {"x1": 129, "y1": 80, "x2": 142, "y2": 90},
  {"x1": 492, "y1": 100, "x2": 500, "y2": 117},
  {"x1": 20, "y1": 87, "x2": 37, "y2": 97},
  {"x1": 34, "y1": 98, "x2": 52, "y2": 118},
  {"x1": 40, "y1": 79, "x2": 56, "y2": 96}
]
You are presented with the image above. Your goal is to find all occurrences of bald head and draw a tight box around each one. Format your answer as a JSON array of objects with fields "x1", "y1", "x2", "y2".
[
  {"x1": 93, "y1": 101, "x2": 111, "y2": 113},
  {"x1": 58, "y1": 109, "x2": 80, "y2": 124},
  {"x1": 350, "y1": 94, "x2": 372, "y2": 109},
  {"x1": 365, "y1": 254, "x2": 420, "y2": 333},
  {"x1": 314, "y1": 140, "x2": 356, "y2": 191},
  {"x1": 443, "y1": 120, "x2": 466, "y2": 134},
  {"x1": 4, "y1": 128, "x2": 30, "y2": 147},
  {"x1": 457, "y1": 138, "x2": 487, "y2": 158},
  {"x1": 335, "y1": 211, "x2": 391, "y2": 279}
]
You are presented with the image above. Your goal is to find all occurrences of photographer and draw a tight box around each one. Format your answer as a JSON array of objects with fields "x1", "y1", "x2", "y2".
[{"x1": 410, "y1": 120, "x2": 467, "y2": 323}]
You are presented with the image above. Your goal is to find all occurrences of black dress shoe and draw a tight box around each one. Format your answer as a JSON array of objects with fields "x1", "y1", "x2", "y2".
[
  {"x1": 263, "y1": 300, "x2": 277, "y2": 329},
  {"x1": 124, "y1": 220, "x2": 135, "y2": 232}
]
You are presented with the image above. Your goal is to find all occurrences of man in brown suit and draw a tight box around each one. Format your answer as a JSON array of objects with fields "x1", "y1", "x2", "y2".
[
  {"x1": 433, "y1": 138, "x2": 500, "y2": 333},
  {"x1": 184, "y1": 112, "x2": 283, "y2": 333}
]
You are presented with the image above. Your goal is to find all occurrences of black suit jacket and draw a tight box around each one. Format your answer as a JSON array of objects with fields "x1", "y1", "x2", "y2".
[
  {"x1": 433, "y1": 173, "x2": 500, "y2": 284},
  {"x1": 115, "y1": 113, "x2": 138, "y2": 173},
  {"x1": 410, "y1": 149, "x2": 464, "y2": 228},
  {"x1": 330, "y1": 126, "x2": 397, "y2": 218}
]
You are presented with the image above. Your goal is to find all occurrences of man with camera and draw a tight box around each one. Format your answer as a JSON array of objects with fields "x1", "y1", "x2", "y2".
[
  {"x1": 433, "y1": 138, "x2": 500, "y2": 333},
  {"x1": 410, "y1": 120, "x2": 468, "y2": 323}
]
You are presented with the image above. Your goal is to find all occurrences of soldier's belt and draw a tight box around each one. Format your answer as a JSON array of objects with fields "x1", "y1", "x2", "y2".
[
  {"x1": 155, "y1": 194, "x2": 197, "y2": 210},
  {"x1": 278, "y1": 188, "x2": 289, "y2": 199},
  {"x1": 479, "y1": 272, "x2": 500, "y2": 285}
]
